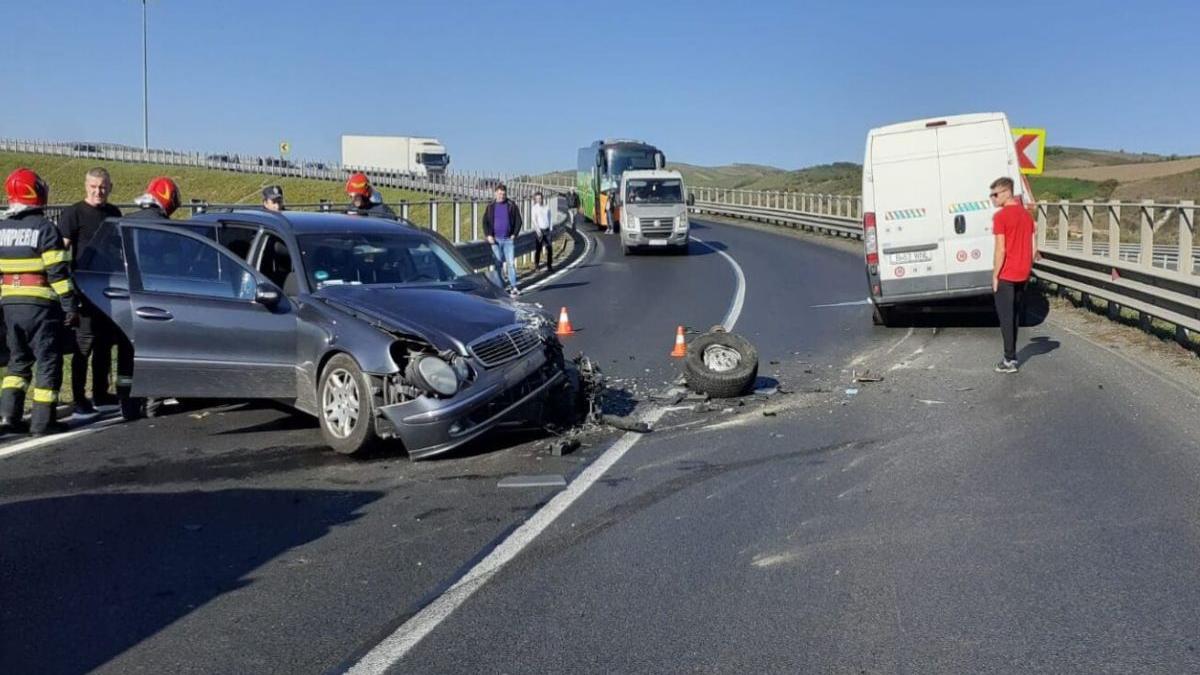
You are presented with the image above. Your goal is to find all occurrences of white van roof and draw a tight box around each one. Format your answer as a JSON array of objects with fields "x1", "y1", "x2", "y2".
[
  {"x1": 623, "y1": 169, "x2": 683, "y2": 181},
  {"x1": 869, "y1": 112, "x2": 1008, "y2": 136}
]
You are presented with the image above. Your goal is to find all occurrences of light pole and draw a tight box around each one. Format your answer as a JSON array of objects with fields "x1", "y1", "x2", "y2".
[{"x1": 142, "y1": 0, "x2": 149, "y2": 157}]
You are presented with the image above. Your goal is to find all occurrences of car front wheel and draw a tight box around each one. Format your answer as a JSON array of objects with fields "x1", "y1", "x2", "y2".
[{"x1": 318, "y1": 353, "x2": 381, "y2": 456}]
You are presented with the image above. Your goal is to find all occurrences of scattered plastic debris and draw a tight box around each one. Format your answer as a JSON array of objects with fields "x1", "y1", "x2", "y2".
[
  {"x1": 852, "y1": 370, "x2": 884, "y2": 383},
  {"x1": 845, "y1": 388, "x2": 859, "y2": 396}
]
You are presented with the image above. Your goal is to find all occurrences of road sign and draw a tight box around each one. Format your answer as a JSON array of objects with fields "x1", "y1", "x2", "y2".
[
  {"x1": 1012, "y1": 128, "x2": 1046, "y2": 175},
  {"x1": 279, "y1": 141, "x2": 291, "y2": 156}
]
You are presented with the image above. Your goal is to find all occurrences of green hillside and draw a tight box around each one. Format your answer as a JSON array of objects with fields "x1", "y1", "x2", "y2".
[{"x1": 0, "y1": 150, "x2": 467, "y2": 237}]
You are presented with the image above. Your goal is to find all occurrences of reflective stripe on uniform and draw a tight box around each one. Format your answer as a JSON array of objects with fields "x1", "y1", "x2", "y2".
[
  {"x1": 117, "y1": 376, "x2": 134, "y2": 386},
  {"x1": 41, "y1": 249, "x2": 71, "y2": 265},
  {"x1": 50, "y1": 278, "x2": 72, "y2": 295},
  {"x1": 0, "y1": 285, "x2": 55, "y2": 300},
  {"x1": 31, "y1": 387, "x2": 58, "y2": 404},
  {"x1": 0, "y1": 258, "x2": 46, "y2": 273},
  {"x1": 2, "y1": 375, "x2": 28, "y2": 389}
]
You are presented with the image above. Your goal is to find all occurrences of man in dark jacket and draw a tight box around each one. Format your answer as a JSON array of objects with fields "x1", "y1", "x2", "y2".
[
  {"x1": 345, "y1": 173, "x2": 397, "y2": 219},
  {"x1": 0, "y1": 168, "x2": 78, "y2": 435},
  {"x1": 482, "y1": 184, "x2": 523, "y2": 295},
  {"x1": 57, "y1": 167, "x2": 122, "y2": 415}
]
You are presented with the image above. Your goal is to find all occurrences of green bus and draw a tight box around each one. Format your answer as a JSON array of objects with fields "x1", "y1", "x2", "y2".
[{"x1": 576, "y1": 139, "x2": 665, "y2": 228}]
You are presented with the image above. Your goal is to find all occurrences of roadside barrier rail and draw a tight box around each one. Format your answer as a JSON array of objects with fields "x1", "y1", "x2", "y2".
[{"x1": 687, "y1": 186, "x2": 1200, "y2": 339}]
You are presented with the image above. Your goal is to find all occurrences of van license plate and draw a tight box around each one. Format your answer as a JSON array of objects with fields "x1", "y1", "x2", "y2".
[
  {"x1": 648, "y1": 240, "x2": 669, "y2": 246},
  {"x1": 890, "y1": 251, "x2": 933, "y2": 264}
]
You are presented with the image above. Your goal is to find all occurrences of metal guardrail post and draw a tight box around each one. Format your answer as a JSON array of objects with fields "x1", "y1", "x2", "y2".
[
  {"x1": 1179, "y1": 200, "x2": 1195, "y2": 278},
  {"x1": 1107, "y1": 202, "x2": 1121, "y2": 263},
  {"x1": 453, "y1": 201, "x2": 462, "y2": 243},
  {"x1": 1082, "y1": 199, "x2": 1095, "y2": 257},
  {"x1": 430, "y1": 201, "x2": 439, "y2": 232},
  {"x1": 400, "y1": 201, "x2": 409, "y2": 221},
  {"x1": 1057, "y1": 201, "x2": 1069, "y2": 252},
  {"x1": 1139, "y1": 199, "x2": 1154, "y2": 271}
]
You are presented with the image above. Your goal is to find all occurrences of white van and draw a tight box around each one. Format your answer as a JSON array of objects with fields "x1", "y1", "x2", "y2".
[{"x1": 861, "y1": 112, "x2": 1030, "y2": 326}]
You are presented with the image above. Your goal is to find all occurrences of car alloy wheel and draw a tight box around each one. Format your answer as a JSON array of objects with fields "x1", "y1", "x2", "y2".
[
  {"x1": 702, "y1": 344, "x2": 742, "y2": 373},
  {"x1": 322, "y1": 368, "x2": 360, "y2": 439}
]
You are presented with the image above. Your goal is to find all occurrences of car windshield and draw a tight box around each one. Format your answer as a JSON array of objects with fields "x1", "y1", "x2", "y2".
[
  {"x1": 297, "y1": 232, "x2": 471, "y2": 288},
  {"x1": 626, "y1": 179, "x2": 683, "y2": 204},
  {"x1": 605, "y1": 147, "x2": 658, "y2": 178}
]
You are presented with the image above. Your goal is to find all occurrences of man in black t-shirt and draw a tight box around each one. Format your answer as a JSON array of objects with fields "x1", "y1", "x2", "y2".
[{"x1": 57, "y1": 167, "x2": 122, "y2": 415}]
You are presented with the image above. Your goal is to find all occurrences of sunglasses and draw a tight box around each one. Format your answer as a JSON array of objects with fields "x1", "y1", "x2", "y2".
[{"x1": 989, "y1": 191, "x2": 1006, "y2": 198}]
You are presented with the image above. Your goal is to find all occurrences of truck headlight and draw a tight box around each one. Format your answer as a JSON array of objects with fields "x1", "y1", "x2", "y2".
[
  {"x1": 675, "y1": 217, "x2": 688, "y2": 231},
  {"x1": 408, "y1": 355, "x2": 459, "y2": 396}
]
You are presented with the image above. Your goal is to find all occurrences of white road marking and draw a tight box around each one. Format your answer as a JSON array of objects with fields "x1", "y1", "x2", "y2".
[
  {"x1": 521, "y1": 229, "x2": 595, "y2": 293},
  {"x1": 346, "y1": 407, "x2": 669, "y2": 674},
  {"x1": 811, "y1": 298, "x2": 874, "y2": 308},
  {"x1": 0, "y1": 416, "x2": 123, "y2": 461},
  {"x1": 349, "y1": 228, "x2": 749, "y2": 672},
  {"x1": 690, "y1": 235, "x2": 746, "y2": 331}
]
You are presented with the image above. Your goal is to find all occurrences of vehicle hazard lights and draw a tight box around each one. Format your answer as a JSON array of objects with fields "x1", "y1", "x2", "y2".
[{"x1": 1012, "y1": 128, "x2": 1046, "y2": 175}]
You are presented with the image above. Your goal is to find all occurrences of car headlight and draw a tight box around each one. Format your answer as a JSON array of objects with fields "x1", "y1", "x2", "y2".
[
  {"x1": 675, "y1": 217, "x2": 688, "y2": 231},
  {"x1": 450, "y1": 355, "x2": 472, "y2": 383},
  {"x1": 410, "y1": 355, "x2": 459, "y2": 396}
]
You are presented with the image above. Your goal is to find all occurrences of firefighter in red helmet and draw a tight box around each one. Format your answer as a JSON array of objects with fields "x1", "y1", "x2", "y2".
[
  {"x1": 128, "y1": 176, "x2": 181, "y2": 220},
  {"x1": 345, "y1": 173, "x2": 396, "y2": 219},
  {"x1": 0, "y1": 168, "x2": 78, "y2": 435}
]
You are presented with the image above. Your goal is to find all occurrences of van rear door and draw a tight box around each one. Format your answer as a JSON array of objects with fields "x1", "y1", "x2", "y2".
[
  {"x1": 869, "y1": 127, "x2": 946, "y2": 295},
  {"x1": 936, "y1": 118, "x2": 1014, "y2": 291}
]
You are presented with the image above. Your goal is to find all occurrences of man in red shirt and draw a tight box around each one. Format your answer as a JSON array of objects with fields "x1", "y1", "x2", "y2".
[{"x1": 990, "y1": 176, "x2": 1038, "y2": 373}]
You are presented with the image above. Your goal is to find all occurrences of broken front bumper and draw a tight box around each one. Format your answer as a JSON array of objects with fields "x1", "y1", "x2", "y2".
[{"x1": 378, "y1": 349, "x2": 565, "y2": 460}]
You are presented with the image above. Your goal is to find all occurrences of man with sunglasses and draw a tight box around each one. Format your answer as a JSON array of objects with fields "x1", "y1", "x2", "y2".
[{"x1": 989, "y1": 176, "x2": 1037, "y2": 373}]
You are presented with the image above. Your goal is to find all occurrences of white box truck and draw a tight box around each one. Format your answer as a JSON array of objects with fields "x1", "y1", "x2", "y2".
[
  {"x1": 862, "y1": 112, "x2": 1032, "y2": 326},
  {"x1": 340, "y1": 135, "x2": 450, "y2": 177}
]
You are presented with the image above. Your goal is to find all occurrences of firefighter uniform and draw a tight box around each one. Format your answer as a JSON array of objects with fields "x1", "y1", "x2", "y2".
[{"x1": 0, "y1": 207, "x2": 76, "y2": 434}]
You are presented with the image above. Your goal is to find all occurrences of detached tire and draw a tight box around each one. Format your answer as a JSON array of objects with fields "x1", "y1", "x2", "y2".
[
  {"x1": 684, "y1": 332, "x2": 759, "y2": 399},
  {"x1": 318, "y1": 353, "x2": 381, "y2": 456}
]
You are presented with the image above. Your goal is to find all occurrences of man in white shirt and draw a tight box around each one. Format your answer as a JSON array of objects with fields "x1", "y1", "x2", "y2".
[{"x1": 530, "y1": 192, "x2": 554, "y2": 272}]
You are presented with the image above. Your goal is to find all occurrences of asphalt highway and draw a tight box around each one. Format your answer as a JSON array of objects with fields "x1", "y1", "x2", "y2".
[{"x1": 3, "y1": 218, "x2": 1200, "y2": 674}]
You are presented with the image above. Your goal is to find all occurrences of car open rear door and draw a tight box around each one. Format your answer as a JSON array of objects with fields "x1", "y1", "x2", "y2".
[
  {"x1": 936, "y1": 117, "x2": 1013, "y2": 292},
  {"x1": 870, "y1": 126, "x2": 947, "y2": 296},
  {"x1": 119, "y1": 222, "x2": 299, "y2": 400}
]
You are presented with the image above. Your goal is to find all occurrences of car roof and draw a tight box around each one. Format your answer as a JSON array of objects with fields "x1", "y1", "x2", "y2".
[{"x1": 192, "y1": 210, "x2": 426, "y2": 236}]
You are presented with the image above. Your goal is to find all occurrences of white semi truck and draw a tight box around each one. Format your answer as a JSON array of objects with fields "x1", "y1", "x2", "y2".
[{"x1": 340, "y1": 135, "x2": 450, "y2": 177}]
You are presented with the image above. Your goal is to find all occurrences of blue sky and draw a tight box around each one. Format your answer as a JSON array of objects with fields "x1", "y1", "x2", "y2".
[{"x1": 4, "y1": 0, "x2": 1196, "y2": 173}]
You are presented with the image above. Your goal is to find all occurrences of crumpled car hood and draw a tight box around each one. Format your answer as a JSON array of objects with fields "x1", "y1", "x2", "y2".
[{"x1": 315, "y1": 282, "x2": 519, "y2": 351}]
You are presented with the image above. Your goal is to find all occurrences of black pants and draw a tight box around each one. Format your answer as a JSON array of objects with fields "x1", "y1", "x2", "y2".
[
  {"x1": 70, "y1": 301, "x2": 116, "y2": 404},
  {"x1": 993, "y1": 280, "x2": 1026, "y2": 362},
  {"x1": 1, "y1": 303, "x2": 63, "y2": 430},
  {"x1": 534, "y1": 230, "x2": 554, "y2": 270}
]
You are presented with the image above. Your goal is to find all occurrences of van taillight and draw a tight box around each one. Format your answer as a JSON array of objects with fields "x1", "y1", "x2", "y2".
[{"x1": 864, "y1": 212, "x2": 879, "y2": 265}]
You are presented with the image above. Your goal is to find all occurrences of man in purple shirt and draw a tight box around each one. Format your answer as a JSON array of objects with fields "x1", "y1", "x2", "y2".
[{"x1": 483, "y1": 184, "x2": 523, "y2": 295}]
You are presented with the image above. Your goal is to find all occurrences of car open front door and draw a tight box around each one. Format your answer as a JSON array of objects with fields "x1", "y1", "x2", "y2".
[{"x1": 120, "y1": 222, "x2": 299, "y2": 400}]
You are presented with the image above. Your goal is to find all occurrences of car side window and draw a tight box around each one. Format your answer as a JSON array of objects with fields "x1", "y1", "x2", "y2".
[
  {"x1": 130, "y1": 228, "x2": 256, "y2": 301},
  {"x1": 218, "y1": 224, "x2": 259, "y2": 261},
  {"x1": 75, "y1": 221, "x2": 125, "y2": 274}
]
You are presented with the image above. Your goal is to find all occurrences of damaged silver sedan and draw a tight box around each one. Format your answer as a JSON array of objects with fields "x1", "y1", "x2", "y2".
[{"x1": 74, "y1": 210, "x2": 568, "y2": 458}]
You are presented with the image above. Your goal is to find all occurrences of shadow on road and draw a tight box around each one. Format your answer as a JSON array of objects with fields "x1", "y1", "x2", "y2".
[
  {"x1": 0, "y1": 488, "x2": 382, "y2": 675},
  {"x1": 1018, "y1": 336, "x2": 1061, "y2": 365},
  {"x1": 879, "y1": 292, "x2": 1050, "y2": 329}
]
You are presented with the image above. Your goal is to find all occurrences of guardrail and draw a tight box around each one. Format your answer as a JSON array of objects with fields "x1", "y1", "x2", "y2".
[
  {"x1": 687, "y1": 186, "x2": 1200, "y2": 342},
  {"x1": 33, "y1": 197, "x2": 573, "y2": 276}
]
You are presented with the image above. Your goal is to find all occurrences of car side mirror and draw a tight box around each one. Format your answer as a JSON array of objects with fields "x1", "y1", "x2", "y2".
[
  {"x1": 255, "y1": 283, "x2": 281, "y2": 307},
  {"x1": 687, "y1": 194, "x2": 695, "y2": 206}
]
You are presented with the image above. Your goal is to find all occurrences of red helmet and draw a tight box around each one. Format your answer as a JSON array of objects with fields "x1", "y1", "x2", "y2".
[
  {"x1": 345, "y1": 172, "x2": 371, "y2": 197},
  {"x1": 5, "y1": 168, "x2": 49, "y2": 207},
  {"x1": 145, "y1": 176, "x2": 181, "y2": 215}
]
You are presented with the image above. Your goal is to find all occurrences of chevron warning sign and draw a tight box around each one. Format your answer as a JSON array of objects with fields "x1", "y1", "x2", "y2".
[{"x1": 1012, "y1": 128, "x2": 1046, "y2": 175}]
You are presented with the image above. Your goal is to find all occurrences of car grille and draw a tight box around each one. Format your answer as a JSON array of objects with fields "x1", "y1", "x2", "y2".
[
  {"x1": 469, "y1": 324, "x2": 542, "y2": 368},
  {"x1": 637, "y1": 217, "x2": 674, "y2": 231}
]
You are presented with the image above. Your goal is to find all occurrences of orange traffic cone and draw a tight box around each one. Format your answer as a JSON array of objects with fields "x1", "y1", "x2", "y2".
[
  {"x1": 670, "y1": 326, "x2": 687, "y2": 358},
  {"x1": 556, "y1": 307, "x2": 575, "y2": 336}
]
